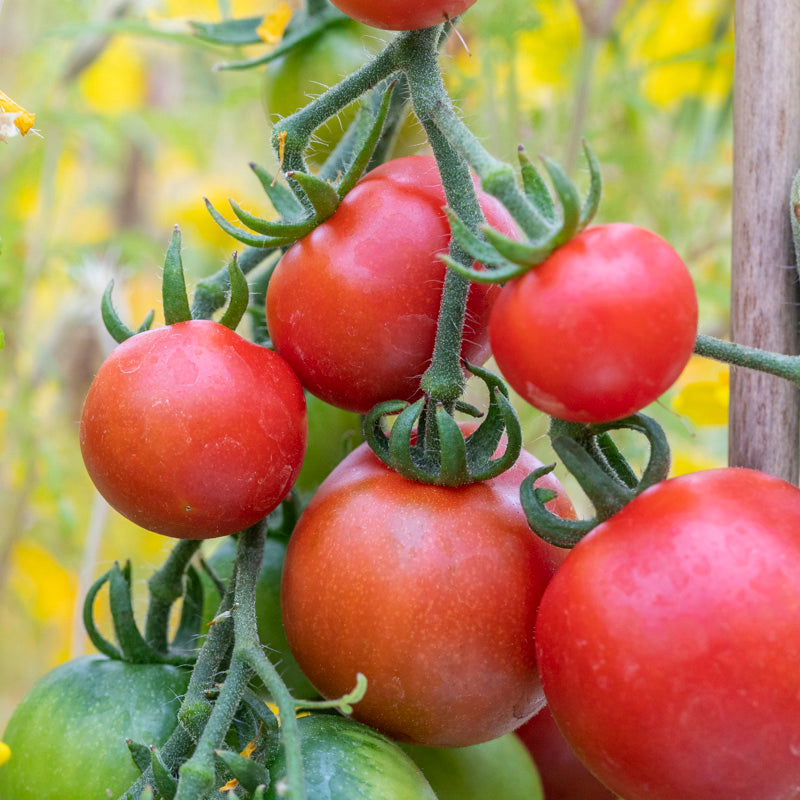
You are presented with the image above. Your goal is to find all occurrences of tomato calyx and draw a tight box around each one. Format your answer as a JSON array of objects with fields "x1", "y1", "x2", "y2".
[
  {"x1": 441, "y1": 142, "x2": 602, "y2": 284},
  {"x1": 363, "y1": 361, "x2": 523, "y2": 486},
  {"x1": 521, "y1": 413, "x2": 671, "y2": 547},
  {"x1": 101, "y1": 227, "x2": 251, "y2": 344}
]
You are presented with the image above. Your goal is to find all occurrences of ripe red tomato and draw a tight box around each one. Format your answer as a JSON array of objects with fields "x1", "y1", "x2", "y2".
[
  {"x1": 535, "y1": 468, "x2": 800, "y2": 800},
  {"x1": 80, "y1": 320, "x2": 307, "y2": 539},
  {"x1": 516, "y1": 706, "x2": 615, "y2": 800},
  {"x1": 489, "y1": 223, "x2": 698, "y2": 423},
  {"x1": 327, "y1": 0, "x2": 477, "y2": 31},
  {"x1": 265, "y1": 155, "x2": 518, "y2": 414},
  {"x1": 280, "y1": 433, "x2": 576, "y2": 747}
]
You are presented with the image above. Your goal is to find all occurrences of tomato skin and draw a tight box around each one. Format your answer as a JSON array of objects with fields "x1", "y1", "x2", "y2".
[
  {"x1": 266, "y1": 156, "x2": 518, "y2": 414},
  {"x1": 80, "y1": 320, "x2": 307, "y2": 539},
  {"x1": 328, "y1": 0, "x2": 477, "y2": 31},
  {"x1": 281, "y1": 435, "x2": 575, "y2": 747},
  {"x1": 535, "y1": 468, "x2": 800, "y2": 800},
  {"x1": 0, "y1": 656, "x2": 189, "y2": 800},
  {"x1": 265, "y1": 714, "x2": 437, "y2": 800},
  {"x1": 516, "y1": 706, "x2": 615, "y2": 800},
  {"x1": 490, "y1": 223, "x2": 698, "y2": 423},
  {"x1": 401, "y1": 733, "x2": 544, "y2": 800}
]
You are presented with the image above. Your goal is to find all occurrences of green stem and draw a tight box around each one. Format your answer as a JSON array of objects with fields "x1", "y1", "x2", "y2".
[
  {"x1": 565, "y1": 36, "x2": 600, "y2": 174},
  {"x1": 144, "y1": 540, "x2": 202, "y2": 654},
  {"x1": 694, "y1": 333, "x2": 800, "y2": 383}
]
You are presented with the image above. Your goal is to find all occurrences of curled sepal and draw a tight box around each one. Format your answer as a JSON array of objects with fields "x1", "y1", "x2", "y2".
[
  {"x1": 336, "y1": 81, "x2": 396, "y2": 199},
  {"x1": 82, "y1": 568, "x2": 122, "y2": 660},
  {"x1": 579, "y1": 140, "x2": 602, "y2": 228},
  {"x1": 518, "y1": 146, "x2": 556, "y2": 224},
  {"x1": 205, "y1": 198, "x2": 297, "y2": 249},
  {"x1": 228, "y1": 199, "x2": 316, "y2": 240},
  {"x1": 294, "y1": 672, "x2": 369, "y2": 715},
  {"x1": 101, "y1": 280, "x2": 155, "y2": 343},
  {"x1": 170, "y1": 565, "x2": 204, "y2": 655},
  {"x1": 150, "y1": 746, "x2": 178, "y2": 800},
  {"x1": 249, "y1": 162, "x2": 304, "y2": 219},
  {"x1": 215, "y1": 749, "x2": 271, "y2": 794},
  {"x1": 218, "y1": 253, "x2": 250, "y2": 331},
  {"x1": 162, "y1": 226, "x2": 192, "y2": 325},
  {"x1": 541, "y1": 156, "x2": 581, "y2": 248},
  {"x1": 287, "y1": 170, "x2": 341, "y2": 221},
  {"x1": 520, "y1": 465, "x2": 597, "y2": 548},
  {"x1": 127, "y1": 738, "x2": 152, "y2": 774}
]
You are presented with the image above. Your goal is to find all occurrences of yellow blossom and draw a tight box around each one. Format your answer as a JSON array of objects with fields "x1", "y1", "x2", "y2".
[
  {"x1": 0, "y1": 742, "x2": 10, "y2": 767},
  {"x1": 0, "y1": 90, "x2": 37, "y2": 141},
  {"x1": 257, "y1": 2, "x2": 292, "y2": 44}
]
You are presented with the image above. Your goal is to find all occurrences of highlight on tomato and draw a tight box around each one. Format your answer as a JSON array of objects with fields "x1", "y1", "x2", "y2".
[
  {"x1": 327, "y1": 0, "x2": 478, "y2": 31},
  {"x1": 80, "y1": 319, "x2": 307, "y2": 539},
  {"x1": 280, "y1": 433, "x2": 575, "y2": 747},
  {"x1": 266, "y1": 155, "x2": 518, "y2": 414},
  {"x1": 535, "y1": 467, "x2": 800, "y2": 800},
  {"x1": 489, "y1": 223, "x2": 698, "y2": 423}
]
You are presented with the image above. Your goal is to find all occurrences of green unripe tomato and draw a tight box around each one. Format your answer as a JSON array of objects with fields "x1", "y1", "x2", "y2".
[
  {"x1": 203, "y1": 536, "x2": 318, "y2": 699},
  {"x1": 263, "y1": 21, "x2": 421, "y2": 166},
  {"x1": 0, "y1": 656, "x2": 189, "y2": 800},
  {"x1": 265, "y1": 714, "x2": 437, "y2": 800},
  {"x1": 402, "y1": 733, "x2": 544, "y2": 800}
]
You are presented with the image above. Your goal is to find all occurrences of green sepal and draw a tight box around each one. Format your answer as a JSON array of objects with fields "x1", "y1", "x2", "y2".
[
  {"x1": 481, "y1": 224, "x2": 555, "y2": 267},
  {"x1": 590, "y1": 432, "x2": 639, "y2": 489},
  {"x1": 162, "y1": 226, "x2": 193, "y2": 325},
  {"x1": 439, "y1": 251, "x2": 528, "y2": 284},
  {"x1": 205, "y1": 198, "x2": 297, "y2": 248},
  {"x1": 126, "y1": 738, "x2": 152, "y2": 774},
  {"x1": 542, "y1": 156, "x2": 581, "y2": 247},
  {"x1": 190, "y1": 15, "x2": 264, "y2": 45},
  {"x1": 444, "y1": 207, "x2": 509, "y2": 267},
  {"x1": 518, "y1": 147, "x2": 556, "y2": 224},
  {"x1": 215, "y1": 749, "x2": 271, "y2": 794},
  {"x1": 435, "y1": 407, "x2": 470, "y2": 483},
  {"x1": 362, "y1": 399, "x2": 410, "y2": 470},
  {"x1": 388, "y1": 399, "x2": 434, "y2": 480},
  {"x1": 82, "y1": 568, "x2": 123, "y2": 660},
  {"x1": 101, "y1": 280, "x2": 154, "y2": 343},
  {"x1": 218, "y1": 253, "x2": 250, "y2": 331},
  {"x1": 150, "y1": 745, "x2": 178, "y2": 800},
  {"x1": 287, "y1": 170, "x2": 341, "y2": 221},
  {"x1": 249, "y1": 163, "x2": 304, "y2": 219},
  {"x1": 239, "y1": 691, "x2": 281, "y2": 766},
  {"x1": 228, "y1": 198, "x2": 314, "y2": 239},
  {"x1": 579, "y1": 140, "x2": 603, "y2": 228},
  {"x1": 336, "y1": 81, "x2": 396, "y2": 199},
  {"x1": 170, "y1": 564, "x2": 204, "y2": 655},
  {"x1": 179, "y1": 699, "x2": 213, "y2": 742},
  {"x1": 519, "y1": 465, "x2": 596, "y2": 548}
]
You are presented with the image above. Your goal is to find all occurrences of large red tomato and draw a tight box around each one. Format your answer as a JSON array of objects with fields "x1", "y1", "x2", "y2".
[
  {"x1": 327, "y1": 0, "x2": 477, "y2": 31},
  {"x1": 266, "y1": 156, "x2": 517, "y2": 414},
  {"x1": 281, "y1": 433, "x2": 575, "y2": 747},
  {"x1": 490, "y1": 223, "x2": 698, "y2": 423},
  {"x1": 535, "y1": 468, "x2": 800, "y2": 800},
  {"x1": 80, "y1": 320, "x2": 307, "y2": 539}
]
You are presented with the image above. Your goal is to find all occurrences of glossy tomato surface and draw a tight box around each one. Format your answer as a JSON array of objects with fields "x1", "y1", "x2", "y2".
[
  {"x1": 266, "y1": 156, "x2": 517, "y2": 414},
  {"x1": 0, "y1": 656, "x2": 189, "y2": 800},
  {"x1": 490, "y1": 223, "x2": 698, "y2": 423},
  {"x1": 281, "y1": 435, "x2": 575, "y2": 747},
  {"x1": 328, "y1": 0, "x2": 477, "y2": 30},
  {"x1": 265, "y1": 714, "x2": 437, "y2": 800},
  {"x1": 536, "y1": 468, "x2": 800, "y2": 800},
  {"x1": 402, "y1": 733, "x2": 543, "y2": 800},
  {"x1": 80, "y1": 320, "x2": 307, "y2": 539},
  {"x1": 516, "y1": 706, "x2": 615, "y2": 800}
]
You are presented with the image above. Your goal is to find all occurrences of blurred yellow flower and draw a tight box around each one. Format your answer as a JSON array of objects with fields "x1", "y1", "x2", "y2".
[
  {"x1": 0, "y1": 741, "x2": 10, "y2": 767},
  {"x1": 10, "y1": 541, "x2": 77, "y2": 627},
  {"x1": 671, "y1": 356, "x2": 729, "y2": 426},
  {"x1": 78, "y1": 38, "x2": 147, "y2": 115},
  {"x1": 257, "y1": 2, "x2": 292, "y2": 44},
  {"x1": 0, "y1": 90, "x2": 37, "y2": 142}
]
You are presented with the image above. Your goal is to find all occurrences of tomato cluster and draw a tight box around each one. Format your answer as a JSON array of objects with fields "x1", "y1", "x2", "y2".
[{"x1": 7, "y1": 3, "x2": 800, "y2": 800}]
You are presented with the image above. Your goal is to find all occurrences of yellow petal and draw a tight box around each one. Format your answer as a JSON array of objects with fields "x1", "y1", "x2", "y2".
[
  {"x1": 0, "y1": 90, "x2": 36, "y2": 139},
  {"x1": 0, "y1": 741, "x2": 10, "y2": 767},
  {"x1": 256, "y1": 2, "x2": 292, "y2": 44}
]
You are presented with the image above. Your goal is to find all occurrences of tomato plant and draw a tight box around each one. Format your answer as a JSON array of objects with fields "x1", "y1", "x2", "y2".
[
  {"x1": 489, "y1": 223, "x2": 698, "y2": 423},
  {"x1": 402, "y1": 733, "x2": 543, "y2": 800},
  {"x1": 0, "y1": 656, "x2": 189, "y2": 800},
  {"x1": 535, "y1": 468, "x2": 800, "y2": 800},
  {"x1": 280, "y1": 434, "x2": 575, "y2": 747},
  {"x1": 263, "y1": 21, "x2": 418, "y2": 166},
  {"x1": 516, "y1": 706, "x2": 616, "y2": 800},
  {"x1": 266, "y1": 155, "x2": 518, "y2": 414},
  {"x1": 80, "y1": 319, "x2": 307, "y2": 539},
  {"x1": 327, "y1": 0, "x2": 478, "y2": 31},
  {"x1": 264, "y1": 714, "x2": 437, "y2": 800}
]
